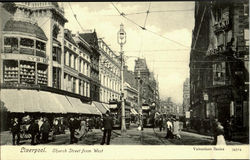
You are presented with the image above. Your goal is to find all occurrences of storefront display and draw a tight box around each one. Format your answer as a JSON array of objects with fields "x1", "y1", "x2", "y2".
[
  {"x1": 37, "y1": 63, "x2": 48, "y2": 85},
  {"x1": 3, "y1": 60, "x2": 18, "y2": 84}
]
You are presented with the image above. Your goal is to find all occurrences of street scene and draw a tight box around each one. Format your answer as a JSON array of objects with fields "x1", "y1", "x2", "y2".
[{"x1": 0, "y1": 1, "x2": 249, "y2": 146}]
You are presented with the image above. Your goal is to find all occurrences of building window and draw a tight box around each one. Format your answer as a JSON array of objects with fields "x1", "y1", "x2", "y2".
[
  {"x1": 72, "y1": 77, "x2": 76, "y2": 93},
  {"x1": 53, "y1": 47, "x2": 61, "y2": 63},
  {"x1": 4, "y1": 37, "x2": 18, "y2": 53},
  {"x1": 244, "y1": 4, "x2": 249, "y2": 16},
  {"x1": 244, "y1": 29, "x2": 249, "y2": 46},
  {"x1": 36, "y1": 40, "x2": 46, "y2": 57},
  {"x1": 20, "y1": 38, "x2": 34, "y2": 55},
  {"x1": 213, "y1": 62, "x2": 226, "y2": 85},
  {"x1": 53, "y1": 67, "x2": 61, "y2": 89}
]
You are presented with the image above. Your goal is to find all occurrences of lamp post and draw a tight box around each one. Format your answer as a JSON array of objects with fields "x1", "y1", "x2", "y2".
[
  {"x1": 136, "y1": 70, "x2": 143, "y2": 131},
  {"x1": 117, "y1": 23, "x2": 126, "y2": 133}
]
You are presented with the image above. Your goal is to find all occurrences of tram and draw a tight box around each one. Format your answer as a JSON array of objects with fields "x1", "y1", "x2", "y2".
[
  {"x1": 109, "y1": 101, "x2": 131, "y2": 129},
  {"x1": 142, "y1": 104, "x2": 155, "y2": 128}
]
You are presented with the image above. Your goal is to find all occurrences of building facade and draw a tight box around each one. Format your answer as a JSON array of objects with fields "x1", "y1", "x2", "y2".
[
  {"x1": 80, "y1": 31, "x2": 101, "y2": 101},
  {"x1": 98, "y1": 38, "x2": 121, "y2": 103},
  {"x1": 190, "y1": 1, "x2": 249, "y2": 134},
  {"x1": 0, "y1": 3, "x2": 104, "y2": 131}
]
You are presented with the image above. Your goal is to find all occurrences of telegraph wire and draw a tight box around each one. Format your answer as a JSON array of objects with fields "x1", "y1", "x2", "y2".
[
  {"x1": 68, "y1": 2, "x2": 85, "y2": 32},
  {"x1": 143, "y1": 2, "x2": 151, "y2": 28}
]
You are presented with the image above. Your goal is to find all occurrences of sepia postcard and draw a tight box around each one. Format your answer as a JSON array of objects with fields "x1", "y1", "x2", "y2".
[{"x1": 0, "y1": 1, "x2": 249, "y2": 159}]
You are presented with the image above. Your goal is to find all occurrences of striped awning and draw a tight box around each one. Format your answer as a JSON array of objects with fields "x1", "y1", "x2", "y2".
[{"x1": 92, "y1": 101, "x2": 108, "y2": 114}]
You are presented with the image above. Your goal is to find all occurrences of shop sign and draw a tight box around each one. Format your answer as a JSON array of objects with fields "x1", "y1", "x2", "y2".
[
  {"x1": 203, "y1": 93, "x2": 209, "y2": 101},
  {"x1": 28, "y1": 56, "x2": 48, "y2": 64},
  {"x1": 185, "y1": 111, "x2": 190, "y2": 118}
]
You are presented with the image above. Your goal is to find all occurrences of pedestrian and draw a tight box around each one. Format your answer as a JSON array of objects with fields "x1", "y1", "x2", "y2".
[
  {"x1": 28, "y1": 119, "x2": 39, "y2": 145},
  {"x1": 216, "y1": 122, "x2": 226, "y2": 145},
  {"x1": 159, "y1": 116, "x2": 163, "y2": 132},
  {"x1": 211, "y1": 118, "x2": 218, "y2": 145},
  {"x1": 173, "y1": 118, "x2": 181, "y2": 139},
  {"x1": 100, "y1": 111, "x2": 113, "y2": 145},
  {"x1": 36, "y1": 117, "x2": 43, "y2": 144},
  {"x1": 41, "y1": 118, "x2": 51, "y2": 144},
  {"x1": 10, "y1": 117, "x2": 20, "y2": 145},
  {"x1": 75, "y1": 120, "x2": 88, "y2": 140},
  {"x1": 165, "y1": 118, "x2": 173, "y2": 139}
]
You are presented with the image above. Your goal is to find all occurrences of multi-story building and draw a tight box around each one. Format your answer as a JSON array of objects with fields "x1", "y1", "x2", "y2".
[
  {"x1": 98, "y1": 38, "x2": 121, "y2": 104},
  {"x1": 0, "y1": 2, "x2": 102, "y2": 131},
  {"x1": 182, "y1": 78, "x2": 190, "y2": 116},
  {"x1": 190, "y1": 1, "x2": 249, "y2": 135},
  {"x1": 79, "y1": 31, "x2": 100, "y2": 101},
  {"x1": 134, "y1": 58, "x2": 159, "y2": 108},
  {"x1": 123, "y1": 65, "x2": 138, "y2": 113}
]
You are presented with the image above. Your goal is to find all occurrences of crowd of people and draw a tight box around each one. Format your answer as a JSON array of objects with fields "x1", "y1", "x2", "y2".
[{"x1": 10, "y1": 115, "x2": 103, "y2": 145}]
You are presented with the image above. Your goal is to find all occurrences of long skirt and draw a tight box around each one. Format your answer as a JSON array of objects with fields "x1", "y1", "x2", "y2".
[{"x1": 216, "y1": 135, "x2": 226, "y2": 145}]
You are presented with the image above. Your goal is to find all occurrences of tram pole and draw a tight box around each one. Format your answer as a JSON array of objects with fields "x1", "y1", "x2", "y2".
[{"x1": 117, "y1": 24, "x2": 126, "y2": 133}]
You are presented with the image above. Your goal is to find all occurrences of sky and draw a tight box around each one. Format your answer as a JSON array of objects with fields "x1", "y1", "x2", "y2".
[{"x1": 62, "y1": 2, "x2": 195, "y2": 104}]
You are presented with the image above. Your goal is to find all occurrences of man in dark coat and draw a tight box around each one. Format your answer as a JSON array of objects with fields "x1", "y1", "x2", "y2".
[
  {"x1": 11, "y1": 118, "x2": 20, "y2": 145},
  {"x1": 29, "y1": 119, "x2": 39, "y2": 145},
  {"x1": 41, "y1": 118, "x2": 51, "y2": 144},
  {"x1": 68, "y1": 117, "x2": 79, "y2": 144},
  {"x1": 101, "y1": 111, "x2": 113, "y2": 145}
]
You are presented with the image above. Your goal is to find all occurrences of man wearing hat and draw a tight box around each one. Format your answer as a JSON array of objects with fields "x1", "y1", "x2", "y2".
[{"x1": 100, "y1": 111, "x2": 113, "y2": 145}]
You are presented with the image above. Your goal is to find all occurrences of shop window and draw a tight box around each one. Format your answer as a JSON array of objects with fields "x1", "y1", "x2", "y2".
[
  {"x1": 37, "y1": 63, "x2": 48, "y2": 85},
  {"x1": 4, "y1": 37, "x2": 18, "y2": 53},
  {"x1": 3, "y1": 60, "x2": 18, "y2": 84},
  {"x1": 20, "y1": 61, "x2": 35, "y2": 85}
]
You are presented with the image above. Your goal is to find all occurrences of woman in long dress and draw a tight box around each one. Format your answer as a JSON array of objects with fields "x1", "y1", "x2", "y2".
[
  {"x1": 216, "y1": 122, "x2": 226, "y2": 145},
  {"x1": 75, "y1": 120, "x2": 87, "y2": 140}
]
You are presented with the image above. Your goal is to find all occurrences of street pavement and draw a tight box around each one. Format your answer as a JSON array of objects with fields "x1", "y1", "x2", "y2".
[{"x1": 0, "y1": 124, "x2": 243, "y2": 145}]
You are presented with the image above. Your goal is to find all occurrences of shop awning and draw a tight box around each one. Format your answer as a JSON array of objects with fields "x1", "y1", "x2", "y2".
[
  {"x1": 66, "y1": 96, "x2": 91, "y2": 114},
  {"x1": 109, "y1": 104, "x2": 117, "y2": 109},
  {"x1": 0, "y1": 89, "x2": 70, "y2": 113},
  {"x1": 102, "y1": 103, "x2": 110, "y2": 111},
  {"x1": 35, "y1": 91, "x2": 66, "y2": 113},
  {"x1": 52, "y1": 93, "x2": 78, "y2": 113},
  {"x1": 92, "y1": 101, "x2": 107, "y2": 114},
  {"x1": 130, "y1": 108, "x2": 138, "y2": 115},
  {"x1": 84, "y1": 103, "x2": 101, "y2": 115}
]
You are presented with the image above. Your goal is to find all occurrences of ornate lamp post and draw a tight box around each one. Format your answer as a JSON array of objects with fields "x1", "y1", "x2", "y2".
[{"x1": 117, "y1": 23, "x2": 126, "y2": 133}]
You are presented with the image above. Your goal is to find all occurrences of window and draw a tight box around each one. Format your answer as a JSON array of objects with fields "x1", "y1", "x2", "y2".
[
  {"x1": 69, "y1": 44, "x2": 72, "y2": 49},
  {"x1": 4, "y1": 37, "x2": 18, "y2": 53},
  {"x1": 53, "y1": 67, "x2": 61, "y2": 89},
  {"x1": 244, "y1": 29, "x2": 249, "y2": 46},
  {"x1": 72, "y1": 77, "x2": 76, "y2": 93},
  {"x1": 53, "y1": 47, "x2": 61, "y2": 63},
  {"x1": 244, "y1": 4, "x2": 249, "y2": 16},
  {"x1": 20, "y1": 38, "x2": 34, "y2": 48},
  {"x1": 213, "y1": 62, "x2": 226, "y2": 85},
  {"x1": 36, "y1": 41, "x2": 46, "y2": 51}
]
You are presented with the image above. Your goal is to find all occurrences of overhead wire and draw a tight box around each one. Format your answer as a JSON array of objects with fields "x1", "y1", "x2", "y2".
[
  {"x1": 143, "y1": 2, "x2": 151, "y2": 28},
  {"x1": 68, "y1": 2, "x2": 85, "y2": 32},
  {"x1": 110, "y1": 3, "x2": 208, "y2": 53}
]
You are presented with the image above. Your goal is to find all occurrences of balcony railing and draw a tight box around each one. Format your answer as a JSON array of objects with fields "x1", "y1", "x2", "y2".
[
  {"x1": 20, "y1": 47, "x2": 34, "y2": 55},
  {"x1": 36, "y1": 50, "x2": 46, "y2": 58}
]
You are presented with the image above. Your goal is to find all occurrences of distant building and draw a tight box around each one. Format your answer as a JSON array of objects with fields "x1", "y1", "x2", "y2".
[{"x1": 182, "y1": 78, "x2": 190, "y2": 116}]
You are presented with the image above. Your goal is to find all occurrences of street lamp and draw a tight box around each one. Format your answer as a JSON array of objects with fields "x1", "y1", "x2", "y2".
[{"x1": 117, "y1": 23, "x2": 126, "y2": 133}]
